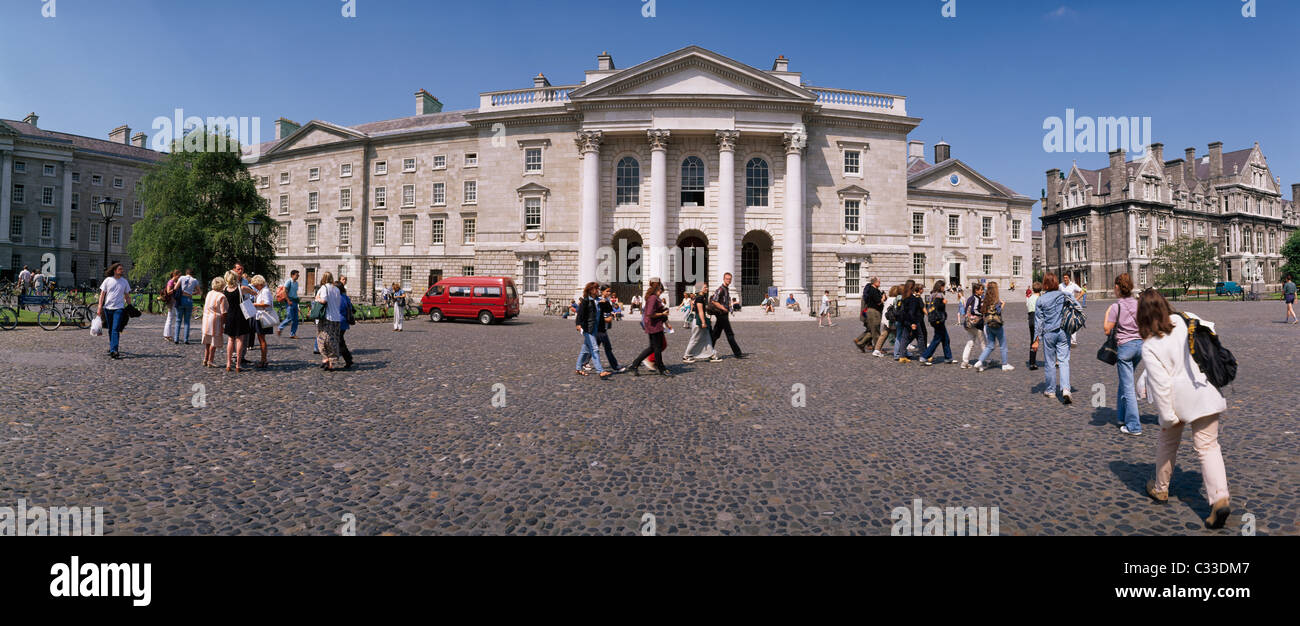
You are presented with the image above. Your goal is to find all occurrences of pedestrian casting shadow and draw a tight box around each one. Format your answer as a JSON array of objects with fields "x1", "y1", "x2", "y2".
[
  {"x1": 1089, "y1": 407, "x2": 1160, "y2": 427},
  {"x1": 349, "y1": 348, "x2": 390, "y2": 355},
  {"x1": 254, "y1": 360, "x2": 389, "y2": 372},
  {"x1": 1109, "y1": 460, "x2": 1212, "y2": 522}
]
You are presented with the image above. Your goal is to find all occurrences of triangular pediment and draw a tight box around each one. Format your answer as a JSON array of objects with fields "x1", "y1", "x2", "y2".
[
  {"x1": 266, "y1": 121, "x2": 368, "y2": 155},
  {"x1": 908, "y1": 160, "x2": 1012, "y2": 198},
  {"x1": 569, "y1": 46, "x2": 816, "y2": 102},
  {"x1": 516, "y1": 182, "x2": 551, "y2": 196}
]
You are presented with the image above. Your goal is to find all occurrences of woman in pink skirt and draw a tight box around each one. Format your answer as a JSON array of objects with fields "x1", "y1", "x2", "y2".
[{"x1": 201, "y1": 276, "x2": 228, "y2": 367}]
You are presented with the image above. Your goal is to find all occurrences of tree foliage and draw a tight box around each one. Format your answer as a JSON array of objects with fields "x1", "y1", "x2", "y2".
[
  {"x1": 127, "y1": 131, "x2": 276, "y2": 289},
  {"x1": 1281, "y1": 230, "x2": 1300, "y2": 283},
  {"x1": 1152, "y1": 236, "x2": 1219, "y2": 291}
]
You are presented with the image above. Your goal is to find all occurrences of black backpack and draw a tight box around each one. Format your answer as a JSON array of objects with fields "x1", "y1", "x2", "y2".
[
  {"x1": 1179, "y1": 313, "x2": 1236, "y2": 389},
  {"x1": 926, "y1": 294, "x2": 944, "y2": 326},
  {"x1": 885, "y1": 298, "x2": 902, "y2": 324}
]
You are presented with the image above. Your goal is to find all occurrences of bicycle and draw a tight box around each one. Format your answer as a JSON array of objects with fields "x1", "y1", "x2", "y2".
[{"x1": 0, "y1": 305, "x2": 17, "y2": 330}]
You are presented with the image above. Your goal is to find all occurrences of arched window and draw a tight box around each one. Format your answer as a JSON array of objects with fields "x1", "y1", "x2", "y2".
[
  {"x1": 745, "y1": 158, "x2": 769, "y2": 207},
  {"x1": 616, "y1": 157, "x2": 639, "y2": 206},
  {"x1": 680, "y1": 156, "x2": 705, "y2": 205}
]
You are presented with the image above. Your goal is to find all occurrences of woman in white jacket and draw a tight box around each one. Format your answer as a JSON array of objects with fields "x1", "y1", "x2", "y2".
[{"x1": 1135, "y1": 290, "x2": 1230, "y2": 529}]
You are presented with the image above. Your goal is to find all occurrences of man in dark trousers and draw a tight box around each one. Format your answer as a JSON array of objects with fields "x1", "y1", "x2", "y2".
[
  {"x1": 709, "y1": 272, "x2": 746, "y2": 359},
  {"x1": 854, "y1": 276, "x2": 883, "y2": 353}
]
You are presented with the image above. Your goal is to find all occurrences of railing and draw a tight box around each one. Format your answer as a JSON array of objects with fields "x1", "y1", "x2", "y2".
[
  {"x1": 806, "y1": 87, "x2": 906, "y2": 115},
  {"x1": 480, "y1": 86, "x2": 577, "y2": 110}
]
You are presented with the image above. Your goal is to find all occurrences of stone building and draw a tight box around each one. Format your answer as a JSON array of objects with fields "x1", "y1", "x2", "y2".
[
  {"x1": 246, "y1": 46, "x2": 1032, "y2": 309},
  {"x1": 1042, "y1": 142, "x2": 1298, "y2": 290},
  {"x1": 1, "y1": 114, "x2": 161, "y2": 285},
  {"x1": 1032, "y1": 230, "x2": 1044, "y2": 275}
]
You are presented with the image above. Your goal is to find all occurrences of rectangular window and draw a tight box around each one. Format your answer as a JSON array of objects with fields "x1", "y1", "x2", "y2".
[
  {"x1": 341, "y1": 163, "x2": 353, "y2": 178},
  {"x1": 340, "y1": 188, "x2": 352, "y2": 210},
  {"x1": 401, "y1": 266, "x2": 413, "y2": 290},
  {"x1": 912, "y1": 253, "x2": 925, "y2": 276},
  {"x1": 432, "y1": 155, "x2": 446, "y2": 170},
  {"x1": 12, "y1": 184, "x2": 23, "y2": 204},
  {"x1": 843, "y1": 150, "x2": 861, "y2": 176},
  {"x1": 1013, "y1": 256, "x2": 1023, "y2": 277},
  {"x1": 465, "y1": 153, "x2": 478, "y2": 167},
  {"x1": 1138, "y1": 236, "x2": 1149, "y2": 256},
  {"x1": 13, "y1": 161, "x2": 26, "y2": 173},
  {"x1": 401, "y1": 220, "x2": 414, "y2": 245},
  {"x1": 42, "y1": 187, "x2": 54, "y2": 206},
  {"x1": 523, "y1": 260, "x2": 540, "y2": 292},
  {"x1": 275, "y1": 224, "x2": 287, "y2": 253},
  {"x1": 90, "y1": 222, "x2": 100, "y2": 244},
  {"x1": 464, "y1": 180, "x2": 477, "y2": 204},
  {"x1": 524, "y1": 197, "x2": 542, "y2": 231},
  {"x1": 307, "y1": 223, "x2": 318, "y2": 248},
  {"x1": 845, "y1": 262, "x2": 860, "y2": 294},
  {"x1": 462, "y1": 217, "x2": 476, "y2": 244},
  {"x1": 948, "y1": 215, "x2": 960, "y2": 238},
  {"x1": 113, "y1": 199, "x2": 122, "y2": 216},
  {"x1": 982, "y1": 254, "x2": 992, "y2": 275},
  {"x1": 375, "y1": 187, "x2": 386, "y2": 209},
  {"x1": 133, "y1": 201, "x2": 143, "y2": 218},
  {"x1": 1196, "y1": 222, "x2": 1205, "y2": 236},
  {"x1": 982, "y1": 216, "x2": 993, "y2": 239},
  {"x1": 92, "y1": 174, "x2": 102, "y2": 186},
  {"x1": 279, "y1": 195, "x2": 289, "y2": 214},
  {"x1": 43, "y1": 163, "x2": 56, "y2": 177},
  {"x1": 72, "y1": 193, "x2": 79, "y2": 212},
  {"x1": 338, "y1": 221, "x2": 350, "y2": 247},
  {"x1": 1012, "y1": 219, "x2": 1023, "y2": 241},
  {"x1": 431, "y1": 218, "x2": 445, "y2": 244},
  {"x1": 1139, "y1": 267, "x2": 1148, "y2": 285},
  {"x1": 373, "y1": 221, "x2": 386, "y2": 246},
  {"x1": 431, "y1": 182, "x2": 445, "y2": 206},
  {"x1": 844, "y1": 200, "x2": 861, "y2": 233},
  {"x1": 524, "y1": 148, "x2": 542, "y2": 173},
  {"x1": 40, "y1": 216, "x2": 53, "y2": 239},
  {"x1": 309, "y1": 167, "x2": 320, "y2": 181},
  {"x1": 111, "y1": 225, "x2": 122, "y2": 245},
  {"x1": 279, "y1": 172, "x2": 289, "y2": 185},
  {"x1": 112, "y1": 177, "x2": 124, "y2": 189},
  {"x1": 72, "y1": 172, "x2": 80, "y2": 183},
  {"x1": 402, "y1": 184, "x2": 415, "y2": 207},
  {"x1": 375, "y1": 161, "x2": 387, "y2": 175},
  {"x1": 911, "y1": 212, "x2": 924, "y2": 236},
  {"x1": 462, "y1": 265, "x2": 475, "y2": 276},
  {"x1": 308, "y1": 191, "x2": 319, "y2": 213},
  {"x1": 70, "y1": 224, "x2": 77, "y2": 242},
  {"x1": 1138, "y1": 215, "x2": 1147, "y2": 228},
  {"x1": 402, "y1": 158, "x2": 416, "y2": 173}
]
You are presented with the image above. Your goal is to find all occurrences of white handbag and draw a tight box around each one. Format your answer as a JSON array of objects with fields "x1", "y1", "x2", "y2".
[
  {"x1": 257, "y1": 308, "x2": 280, "y2": 327},
  {"x1": 90, "y1": 315, "x2": 104, "y2": 336},
  {"x1": 239, "y1": 297, "x2": 258, "y2": 320}
]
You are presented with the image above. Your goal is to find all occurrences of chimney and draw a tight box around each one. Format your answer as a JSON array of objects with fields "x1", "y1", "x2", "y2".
[
  {"x1": 1292, "y1": 183, "x2": 1299, "y2": 202},
  {"x1": 275, "y1": 118, "x2": 300, "y2": 141},
  {"x1": 1045, "y1": 169, "x2": 1062, "y2": 215},
  {"x1": 1209, "y1": 141, "x2": 1223, "y2": 179},
  {"x1": 131, "y1": 132, "x2": 147, "y2": 149},
  {"x1": 108, "y1": 125, "x2": 131, "y2": 145},
  {"x1": 533, "y1": 73, "x2": 551, "y2": 88},
  {"x1": 1109, "y1": 149, "x2": 1126, "y2": 198},
  {"x1": 772, "y1": 55, "x2": 789, "y2": 72},
  {"x1": 908, "y1": 140, "x2": 924, "y2": 160},
  {"x1": 1150, "y1": 142, "x2": 1164, "y2": 164},
  {"x1": 597, "y1": 51, "x2": 615, "y2": 71},
  {"x1": 1185, "y1": 147, "x2": 1197, "y2": 180},
  {"x1": 934, "y1": 141, "x2": 951, "y2": 163},
  {"x1": 22, "y1": 112, "x2": 38, "y2": 127},
  {"x1": 415, "y1": 89, "x2": 442, "y2": 115}
]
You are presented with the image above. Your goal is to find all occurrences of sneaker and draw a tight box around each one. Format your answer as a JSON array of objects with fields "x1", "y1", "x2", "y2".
[
  {"x1": 959, "y1": 362, "x2": 970, "y2": 369},
  {"x1": 1001, "y1": 364, "x2": 1015, "y2": 371},
  {"x1": 872, "y1": 350, "x2": 884, "y2": 358},
  {"x1": 707, "y1": 356, "x2": 723, "y2": 362},
  {"x1": 974, "y1": 362, "x2": 987, "y2": 372},
  {"x1": 921, "y1": 359, "x2": 934, "y2": 366},
  {"x1": 1119, "y1": 425, "x2": 1142, "y2": 436},
  {"x1": 583, "y1": 363, "x2": 594, "y2": 371},
  {"x1": 1043, "y1": 391, "x2": 1056, "y2": 398},
  {"x1": 1061, "y1": 392, "x2": 1073, "y2": 405}
]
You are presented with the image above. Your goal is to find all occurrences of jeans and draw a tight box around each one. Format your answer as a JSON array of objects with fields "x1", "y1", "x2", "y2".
[
  {"x1": 977, "y1": 325, "x2": 1008, "y2": 365},
  {"x1": 104, "y1": 308, "x2": 125, "y2": 353},
  {"x1": 580, "y1": 331, "x2": 621, "y2": 370},
  {"x1": 923, "y1": 324, "x2": 952, "y2": 361},
  {"x1": 576, "y1": 331, "x2": 604, "y2": 373},
  {"x1": 894, "y1": 324, "x2": 914, "y2": 358},
  {"x1": 1042, "y1": 329, "x2": 1071, "y2": 394},
  {"x1": 173, "y1": 299, "x2": 193, "y2": 343},
  {"x1": 279, "y1": 298, "x2": 299, "y2": 335},
  {"x1": 1116, "y1": 339, "x2": 1144, "y2": 432}
]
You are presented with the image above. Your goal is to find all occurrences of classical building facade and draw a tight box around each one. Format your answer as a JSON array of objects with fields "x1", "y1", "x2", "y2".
[
  {"x1": 1043, "y1": 142, "x2": 1299, "y2": 290},
  {"x1": 246, "y1": 46, "x2": 1033, "y2": 308},
  {"x1": 1, "y1": 114, "x2": 161, "y2": 284}
]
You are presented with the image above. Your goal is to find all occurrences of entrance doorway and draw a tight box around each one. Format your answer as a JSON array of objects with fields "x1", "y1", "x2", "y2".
[
  {"x1": 304, "y1": 267, "x2": 317, "y2": 291},
  {"x1": 428, "y1": 269, "x2": 443, "y2": 288},
  {"x1": 610, "y1": 229, "x2": 643, "y2": 304},
  {"x1": 675, "y1": 231, "x2": 708, "y2": 304},
  {"x1": 948, "y1": 262, "x2": 962, "y2": 290},
  {"x1": 740, "y1": 230, "x2": 774, "y2": 306}
]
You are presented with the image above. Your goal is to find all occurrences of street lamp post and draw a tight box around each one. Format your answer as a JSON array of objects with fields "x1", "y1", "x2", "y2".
[
  {"x1": 97, "y1": 198, "x2": 118, "y2": 275},
  {"x1": 245, "y1": 219, "x2": 261, "y2": 272}
]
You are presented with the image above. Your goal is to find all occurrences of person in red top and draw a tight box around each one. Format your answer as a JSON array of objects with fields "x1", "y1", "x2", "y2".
[{"x1": 627, "y1": 279, "x2": 673, "y2": 377}]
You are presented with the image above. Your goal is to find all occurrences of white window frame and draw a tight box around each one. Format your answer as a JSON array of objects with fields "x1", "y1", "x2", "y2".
[
  {"x1": 401, "y1": 219, "x2": 415, "y2": 246},
  {"x1": 91, "y1": 174, "x2": 102, "y2": 186},
  {"x1": 844, "y1": 199, "x2": 861, "y2": 233},
  {"x1": 912, "y1": 252, "x2": 925, "y2": 276},
  {"x1": 13, "y1": 161, "x2": 26, "y2": 174},
  {"x1": 42, "y1": 163, "x2": 56, "y2": 177},
  {"x1": 340, "y1": 163, "x2": 353, "y2": 178},
  {"x1": 431, "y1": 218, "x2": 445, "y2": 245},
  {"x1": 524, "y1": 147, "x2": 543, "y2": 174},
  {"x1": 279, "y1": 172, "x2": 289, "y2": 185},
  {"x1": 375, "y1": 186, "x2": 387, "y2": 209},
  {"x1": 524, "y1": 196, "x2": 542, "y2": 231},
  {"x1": 309, "y1": 167, "x2": 320, "y2": 181},
  {"x1": 338, "y1": 221, "x2": 351, "y2": 248},
  {"x1": 402, "y1": 184, "x2": 416, "y2": 208},
  {"x1": 12, "y1": 184, "x2": 24, "y2": 204},
  {"x1": 463, "y1": 180, "x2": 477, "y2": 205},
  {"x1": 948, "y1": 214, "x2": 960, "y2": 238},
  {"x1": 431, "y1": 155, "x2": 446, "y2": 170},
  {"x1": 374, "y1": 161, "x2": 388, "y2": 176},
  {"x1": 402, "y1": 158, "x2": 417, "y2": 173},
  {"x1": 306, "y1": 223, "x2": 318, "y2": 249},
  {"x1": 110, "y1": 225, "x2": 122, "y2": 246},
  {"x1": 340, "y1": 188, "x2": 352, "y2": 210},
  {"x1": 41, "y1": 186, "x2": 54, "y2": 207},
  {"x1": 431, "y1": 182, "x2": 446, "y2": 206},
  {"x1": 462, "y1": 217, "x2": 476, "y2": 245},
  {"x1": 1012, "y1": 219, "x2": 1023, "y2": 241},
  {"x1": 982, "y1": 254, "x2": 993, "y2": 275},
  {"x1": 133, "y1": 200, "x2": 143, "y2": 218},
  {"x1": 279, "y1": 194, "x2": 289, "y2": 215},
  {"x1": 464, "y1": 153, "x2": 478, "y2": 167},
  {"x1": 911, "y1": 212, "x2": 925, "y2": 236},
  {"x1": 308, "y1": 191, "x2": 320, "y2": 213},
  {"x1": 373, "y1": 221, "x2": 386, "y2": 246},
  {"x1": 843, "y1": 149, "x2": 861, "y2": 177},
  {"x1": 981, "y1": 216, "x2": 994, "y2": 239},
  {"x1": 1012, "y1": 256, "x2": 1023, "y2": 277},
  {"x1": 89, "y1": 222, "x2": 100, "y2": 244}
]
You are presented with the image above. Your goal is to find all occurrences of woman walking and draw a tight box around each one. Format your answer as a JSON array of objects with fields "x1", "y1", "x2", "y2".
[
  {"x1": 391, "y1": 282, "x2": 407, "y2": 331},
  {"x1": 920, "y1": 280, "x2": 951, "y2": 365},
  {"x1": 574, "y1": 282, "x2": 611, "y2": 379},
  {"x1": 314, "y1": 272, "x2": 345, "y2": 370},
  {"x1": 162, "y1": 269, "x2": 181, "y2": 343},
  {"x1": 818, "y1": 290, "x2": 836, "y2": 327},
  {"x1": 222, "y1": 271, "x2": 252, "y2": 372},
  {"x1": 627, "y1": 280, "x2": 673, "y2": 377},
  {"x1": 1031, "y1": 273, "x2": 1073, "y2": 404},
  {"x1": 959, "y1": 283, "x2": 985, "y2": 369},
  {"x1": 201, "y1": 276, "x2": 228, "y2": 368},
  {"x1": 95, "y1": 263, "x2": 132, "y2": 360},
  {"x1": 1105, "y1": 273, "x2": 1143, "y2": 435},
  {"x1": 894, "y1": 280, "x2": 920, "y2": 362},
  {"x1": 973, "y1": 282, "x2": 1013, "y2": 372},
  {"x1": 250, "y1": 275, "x2": 273, "y2": 368},
  {"x1": 682, "y1": 282, "x2": 720, "y2": 363},
  {"x1": 1136, "y1": 290, "x2": 1231, "y2": 528},
  {"x1": 336, "y1": 284, "x2": 355, "y2": 369},
  {"x1": 1283, "y1": 275, "x2": 1297, "y2": 324},
  {"x1": 872, "y1": 285, "x2": 901, "y2": 357},
  {"x1": 1025, "y1": 281, "x2": 1042, "y2": 370}
]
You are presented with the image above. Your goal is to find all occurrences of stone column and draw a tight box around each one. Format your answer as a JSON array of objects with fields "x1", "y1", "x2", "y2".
[
  {"x1": 715, "y1": 130, "x2": 739, "y2": 286},
  {"x1": 782, "y1": 130, "x2": 807, "y2": 306},
  {"x1": 0, "y1": 151, "x2": 11, "y2": 245},
  {"x1": 647, "y1": 129, "x2": 671, "y2": 296},
  {"x1": 575, "y1": 130, "x2": 603, "y2": 287}
]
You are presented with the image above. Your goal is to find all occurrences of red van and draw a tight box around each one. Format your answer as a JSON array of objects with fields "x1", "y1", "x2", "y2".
[{"x1": 421, "y1": 276, "x2": 520, "y2": 324}]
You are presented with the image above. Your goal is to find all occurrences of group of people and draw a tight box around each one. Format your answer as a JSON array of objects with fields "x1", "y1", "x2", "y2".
[
  {"x1": 573, "y1": 272, "x2": 747, "y2": 378},
  {"x1": 14, "y1": 265, "x2": 52, "y2": 295}
]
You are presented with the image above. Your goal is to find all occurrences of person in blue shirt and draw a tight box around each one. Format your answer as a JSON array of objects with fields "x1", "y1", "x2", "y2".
[
  {"x1": 390, "y1": 282, "x2": 407, "y2": 331},
  {"x1": 277, "y1": 270, "x2": 301, "y2": 338},
  {"x1": 1031, "y1": 272, "x2": 1076, "y2": 405},
  {"x1": 337, "y1": 284, "x2": 355, "y2": 369}
]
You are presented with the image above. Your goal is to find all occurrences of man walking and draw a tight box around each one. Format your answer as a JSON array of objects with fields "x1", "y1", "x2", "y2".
[
  {"x1": 855, "y1": 276, "x2": 883, "y2": 353},
  {"x1": 1060, "y1": 275, "x2": 1082, "y2": 345},
  {"x1": 277, "y1": 270, "x2": 301, "y2": 338},
  {"x1": 173, "y1": 268, "x2": 199, "y2": 344},
  {"x1": 709, "y1": 272, "x2": 746, "y2": 359},
  {"x1": 17, "y1": 265, "x2": 32, "y2": 295}
]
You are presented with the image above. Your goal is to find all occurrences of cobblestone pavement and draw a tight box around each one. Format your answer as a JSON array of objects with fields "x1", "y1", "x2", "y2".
[{"x1": 0, "y1": 301, "x2": 1295, "y2": 536}]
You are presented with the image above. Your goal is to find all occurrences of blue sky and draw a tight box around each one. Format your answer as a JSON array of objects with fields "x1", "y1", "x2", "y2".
[{"x1": 2, "y1": 0, "x2": 1297, "y2": 227}]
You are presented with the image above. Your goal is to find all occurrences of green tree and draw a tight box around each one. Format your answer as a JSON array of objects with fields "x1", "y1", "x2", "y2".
[
  {"x1": 1152, "y1": 236, "x2": 1218, "y2": 298},
  {"x1": 1281, "y1": 230, "x2": 1300, "y2": 283},
  {"x1": 127, "y1": 130, "x2": 276, "y2": 289}
]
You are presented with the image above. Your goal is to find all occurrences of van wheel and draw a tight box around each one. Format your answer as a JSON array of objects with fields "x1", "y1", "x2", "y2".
[
  {"x1": 477, "y1": 311, "x2": 494, "y2": 325},
  {"x1": 429, "y1": 309, "x2": 444, "y2": 323}
]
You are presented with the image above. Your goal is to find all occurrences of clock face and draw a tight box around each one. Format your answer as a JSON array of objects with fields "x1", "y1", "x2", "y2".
[{"x1": 949, "y1": 174, "x2": 960, "y2": 186}]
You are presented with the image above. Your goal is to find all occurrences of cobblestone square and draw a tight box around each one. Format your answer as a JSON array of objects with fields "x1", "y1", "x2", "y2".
[{"x1": 0, "y1": 301, "x2": 1295, "y2": 535}]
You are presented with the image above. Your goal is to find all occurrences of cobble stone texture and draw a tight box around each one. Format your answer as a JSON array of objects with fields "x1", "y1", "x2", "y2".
[{"x1": 0, "y1": 300, "x2": 1295, "y2": 535}]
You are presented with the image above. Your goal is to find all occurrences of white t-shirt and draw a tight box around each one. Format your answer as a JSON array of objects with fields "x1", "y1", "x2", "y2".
[
  {"x1": 18, "y1": 269, "x2": 32, "y2": 285},
  {"x1": 316, "y1": 284, "x2": 343, "y2": 322},
  {"x1": 1061, "y1": 283, "x2": 1082, "y2": 300},
  {"x1": 255, "y1": 286, "x2": 273, "y2": 307},
  {"x1": 179, "y1": 275, "x2": 199, "y2": 296},
  {"x1": 100, "y1": 276, "x2": 131, "y2": 310}
]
